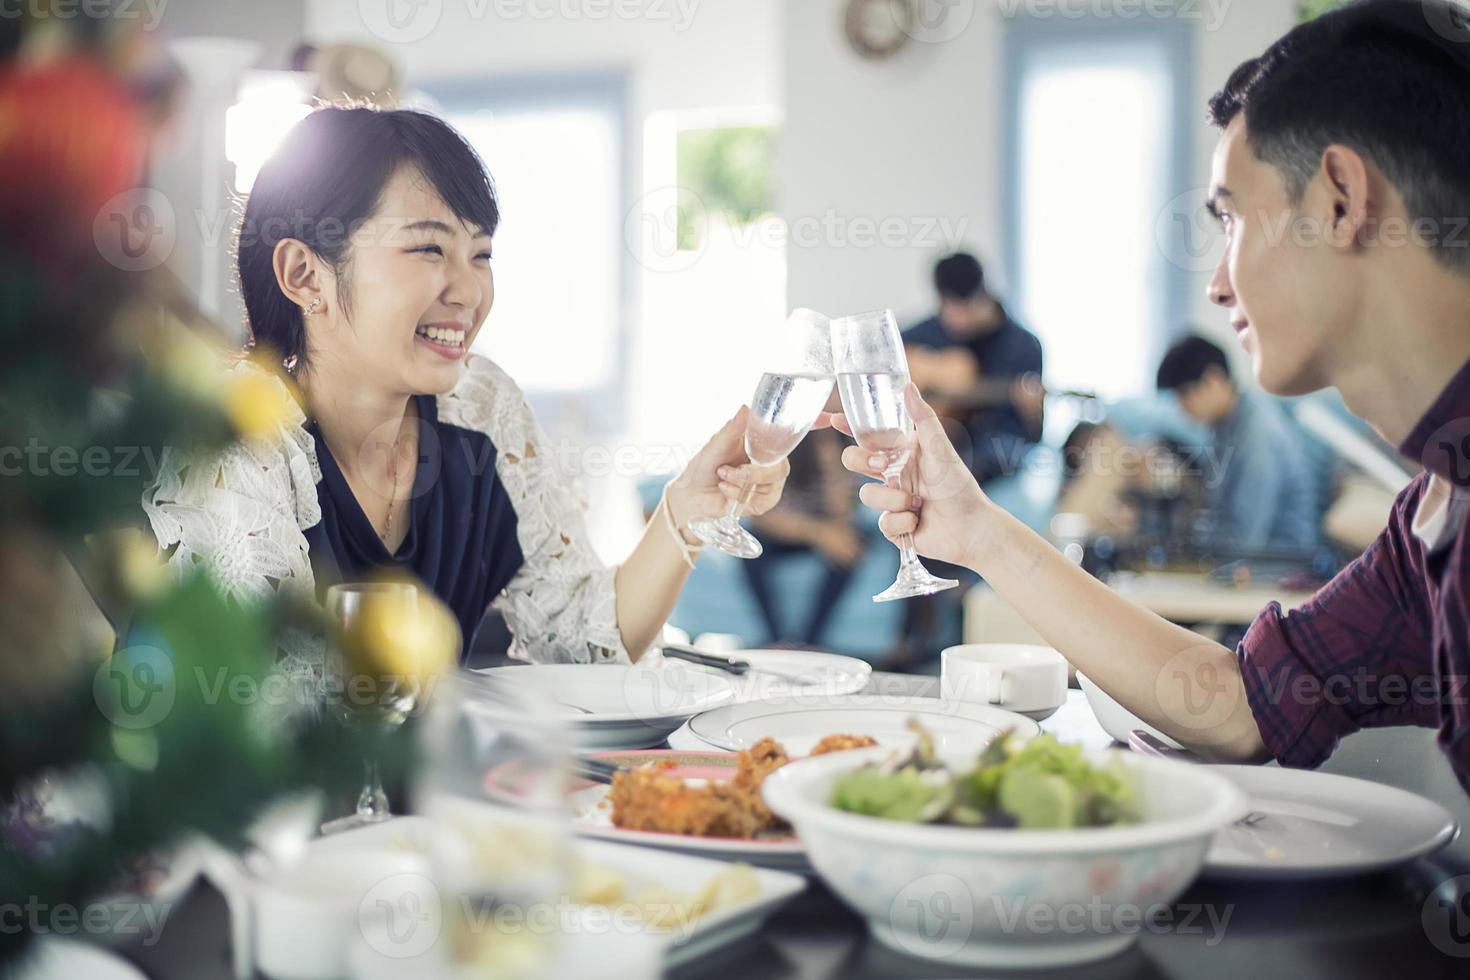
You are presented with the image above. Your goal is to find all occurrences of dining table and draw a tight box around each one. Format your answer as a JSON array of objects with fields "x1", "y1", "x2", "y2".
[{"x1": 115, "y1": 673, "x2": 1470, "y2": 980}]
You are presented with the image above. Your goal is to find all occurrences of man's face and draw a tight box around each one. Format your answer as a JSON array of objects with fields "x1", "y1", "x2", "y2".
[
  {"x1": 1206, "y1": 116, "x2": 1358, "y2": 396},
  {"x1": 938, "y1": 296, "x2": 1001, "y2": 339}
]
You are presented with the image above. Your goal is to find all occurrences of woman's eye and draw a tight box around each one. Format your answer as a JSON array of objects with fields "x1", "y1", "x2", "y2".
[
  {"x1": 475, "y1": 251, "x2": 493, "y2": 262},
  {"x1": 412, "y1": 245, "x2": 444, "y2": 257}
]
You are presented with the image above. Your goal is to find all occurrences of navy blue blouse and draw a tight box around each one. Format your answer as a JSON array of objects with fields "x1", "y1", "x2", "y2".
[{"x1": 302, "y1": 393, "x2": 525, "y2": 657}]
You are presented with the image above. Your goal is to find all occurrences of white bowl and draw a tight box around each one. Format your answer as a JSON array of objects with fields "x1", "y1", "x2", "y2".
[
  {"x1": 762, "y1": 747, "x2": 1247, "y2": 969},
  {"x1": 1075, "y1": 671, "x2": 1184, "y2": 749}
]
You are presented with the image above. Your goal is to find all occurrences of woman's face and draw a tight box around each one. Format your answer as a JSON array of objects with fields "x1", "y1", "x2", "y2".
[{"x1": 309, "y1": 165, "x2": 494, "y2": 396}]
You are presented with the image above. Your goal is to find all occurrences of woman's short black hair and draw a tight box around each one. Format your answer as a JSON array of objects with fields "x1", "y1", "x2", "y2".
[{"x1": 236, "y1": 106, "x2": 500, "y2": 367}]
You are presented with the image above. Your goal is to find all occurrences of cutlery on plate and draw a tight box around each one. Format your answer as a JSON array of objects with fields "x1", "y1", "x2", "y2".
[
  {"x1": 661, "y1": 644, "x2": 819, "y2": 684},
  {"x1": 1127, "y1": 729, "x2": 1203, "y2": 762},
  {"x1": 1127, "y1": 731, "x2": 1266, "y2": 827},
  {"x1": 572, "y1": 758, "x2": 625, "y2": 785}
]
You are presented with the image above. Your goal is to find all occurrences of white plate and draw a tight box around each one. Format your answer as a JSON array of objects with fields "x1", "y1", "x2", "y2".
[
  {"x1": 571, "y1": 838, "x2": 807, "y2": 969},
  {"x1": 1204, "y1": 766, "x2": 1459, "y2": 880},
  {"x1": 339, "y1": 818, "x2": 806, "y2": 978},
  {"x1": 567, "y1": 750, "x2": 810, "y2": 872},
  {"x1": 474, "y1": 664, "x2": 738, "y2": 750},
  {"x1": 650, "y1": 649, "x2": 872, "y2": 702},
  {"x1": 10, "y1": 940, "x2": 150, "y2": 980},
  {"x1": 685, "y1": 694, "x2": 1041, "y2": 757}
]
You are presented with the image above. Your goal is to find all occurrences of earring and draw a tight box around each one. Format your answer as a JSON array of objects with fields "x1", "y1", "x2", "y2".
[{"x1": 304, "y1": 298, "x2": 321, "y2": 316}]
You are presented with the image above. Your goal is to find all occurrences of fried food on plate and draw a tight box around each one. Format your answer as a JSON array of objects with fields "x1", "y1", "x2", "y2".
[{"x1": 608, "y1": 734, "x2": 875, "y2": 840}]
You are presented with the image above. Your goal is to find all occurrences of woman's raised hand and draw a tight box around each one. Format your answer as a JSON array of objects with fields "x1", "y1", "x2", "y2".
[
  {"x1": 833, "y1": 383, "x2": 988, "y2": 569},
  {"x1": 667, "y1": 406, "x2": 834, "y2": 528}
]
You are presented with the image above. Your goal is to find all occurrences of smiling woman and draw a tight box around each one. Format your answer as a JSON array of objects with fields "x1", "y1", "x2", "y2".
[{"x1": 141, "y1": 105, "x2": 803, "y2": 679}]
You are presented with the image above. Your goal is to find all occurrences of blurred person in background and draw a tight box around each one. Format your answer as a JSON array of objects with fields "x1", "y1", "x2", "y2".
[
  {"x1": 904, "y1": 252, "x2": 1045, "y2": 484},
  {"x1": 742, "y1": 419, "x2": 865, "y2": 648},
  {"x1": 1156, "y1": 335, "x2": 1324, "y2": 552}
]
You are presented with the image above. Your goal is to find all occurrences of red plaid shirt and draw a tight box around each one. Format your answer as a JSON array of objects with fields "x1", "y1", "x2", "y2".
[{"x1": 1240, "y1": 359, "x2": 1470, "y2": 794}]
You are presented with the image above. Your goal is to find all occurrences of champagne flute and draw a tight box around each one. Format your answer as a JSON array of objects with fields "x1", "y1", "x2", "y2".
[
  {"x1": 689, "y1": 308, "x2": 835, "y2": 559},
  {"x1": 322, "y1": 581, "x2": 459, "y2": 830},
  {"x1": 831, "y1": 309, "x2": 959, "y2": 602},
  {"x1": 408, "y1": 672, "x2": 575, "y2": 978}
]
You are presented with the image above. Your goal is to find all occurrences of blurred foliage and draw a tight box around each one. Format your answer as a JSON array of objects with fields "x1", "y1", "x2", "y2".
[
  {"x1": 675, "y1": 125, "x2": 779, "y2": 251},
  {"x1": 0, "y1": 7, "x2": 399, "y2": 968},
  {"x1": 1297, "y1": 0, "x2": 1352, "y2": 21}
]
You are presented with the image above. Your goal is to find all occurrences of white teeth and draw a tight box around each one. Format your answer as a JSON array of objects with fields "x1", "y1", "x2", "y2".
[{"x1": 417, "y1": 326, "x2": 465, "y2": 346}]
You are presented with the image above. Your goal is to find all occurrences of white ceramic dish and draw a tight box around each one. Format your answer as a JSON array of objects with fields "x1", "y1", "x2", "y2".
[
  {"x1": 941, "y1": 644, "x2": 1069, "y2": 721},
  {"x1": 567, "y1": 749, "x2": 810, "y2": 872},
  {"x1": 762, "y1": 746, "x2": 1247, "y2": 969},
  {"x1": 474, "y1": 664, "x2": 738, "y2": 750},
  {"x1": 686, "y1": 694, "x2": 1040, "y2": 757},
  {"x1": 333, "y1": 818, "x2": 806, "y2": 978},
  {"x1": 651, "y1": 648, "x2": 873, "y2": 702},
  {"x1": 1076, "y1": 670, "x2": 1184, "y2": 749},
  {"x1": 1204, "y1": 765, "x2": 1458, "y2": 880}
]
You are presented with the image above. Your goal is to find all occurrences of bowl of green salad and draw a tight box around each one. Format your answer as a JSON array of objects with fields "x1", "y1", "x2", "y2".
[{"x1": 761, "y1": 726, "x2": 1247, "y2": 969}]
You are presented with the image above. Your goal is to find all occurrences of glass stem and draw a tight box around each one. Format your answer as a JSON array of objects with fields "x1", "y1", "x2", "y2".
[
  {"x1": 884, "y1": 465, "x2": 920, "y2": 568},
  {"x1": 357, "y1": 756, "x2": 389, "y2": 819},
  {"x1": 725, "y1": 483, "x2": 758, "y2": 524}
]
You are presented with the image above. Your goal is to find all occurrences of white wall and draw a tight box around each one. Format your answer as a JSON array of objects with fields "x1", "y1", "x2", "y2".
[{"x1": 782, "y1": 0, "x2": 1298, "y2": 370}]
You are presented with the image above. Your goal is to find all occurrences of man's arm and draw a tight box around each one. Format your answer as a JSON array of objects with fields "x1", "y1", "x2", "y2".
[{"x1": 962, "y1": 497, "x2": 1271, "y2": 762}]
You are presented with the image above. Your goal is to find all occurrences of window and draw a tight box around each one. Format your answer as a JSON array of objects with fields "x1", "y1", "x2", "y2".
[
  {"x1": 427, "y1": 75, "x2": 626, "y2": 421},
  {"x1": 1004, "y1": 20, "x2": 1192, "y2": 403},
  {"x1": 631, "y1": 111, "x2": 786, "y2": 465}
]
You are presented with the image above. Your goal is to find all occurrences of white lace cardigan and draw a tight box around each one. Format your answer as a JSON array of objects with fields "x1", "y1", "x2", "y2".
[{"x1": 141, "y1": 354, "x2": 630, "y2": 680}]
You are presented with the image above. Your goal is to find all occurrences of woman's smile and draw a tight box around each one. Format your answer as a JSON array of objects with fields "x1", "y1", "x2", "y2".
[{"x1": 414, "y1": 320, "x2": 470, "y2": 359}]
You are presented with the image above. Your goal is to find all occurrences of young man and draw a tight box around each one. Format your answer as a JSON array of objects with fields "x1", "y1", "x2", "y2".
[
  {"x1": 1157, "y1": 334, "x2": 1324, "y2": 552},
  {"x1": 837, "y1": 0, "x2": 1470, "y2": 793},
  {"x1": 904, "y1": 252, "x2": 1045, "y2": 483}
]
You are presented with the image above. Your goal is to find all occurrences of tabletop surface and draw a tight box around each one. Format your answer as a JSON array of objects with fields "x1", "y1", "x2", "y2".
[{"x1": 116, "y1": 675, "x2": 1470, "y2": 980}]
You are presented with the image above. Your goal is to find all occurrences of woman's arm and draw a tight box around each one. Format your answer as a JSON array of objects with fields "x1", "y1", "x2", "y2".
[
  {"x1": 613, "y1": 407, "x2": 796, "y2": 658},
  {"x1": 837, "y1": 383, "x2": 1269, "y2": 762},
  {"x1": 462, "y1": 357, "x2": 801, "y2": 663}
]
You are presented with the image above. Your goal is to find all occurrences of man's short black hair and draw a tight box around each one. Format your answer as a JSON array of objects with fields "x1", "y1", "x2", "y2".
[
  {"x1": 1208, "y1": 0, "x2": 1470, "y2": 276},
  {"x1": 1157, "y1": 336, "x2": 1231, "y2": 392},
  {"x1": 934, "y1": 252, "x2": 986, "y2": 300}
]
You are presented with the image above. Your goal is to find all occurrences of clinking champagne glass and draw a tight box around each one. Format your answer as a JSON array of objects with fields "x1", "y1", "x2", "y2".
[
  {"x1": 688, "y1": 308, "x2": 835, "y2": 559},
  {"x1": 831, "y1": 309, "x2": 959, "y2": 602}
]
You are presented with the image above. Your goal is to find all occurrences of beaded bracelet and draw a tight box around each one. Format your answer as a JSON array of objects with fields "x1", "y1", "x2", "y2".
[{"x1": 660, "y1": 487, "x2": 704, "y2": 570}]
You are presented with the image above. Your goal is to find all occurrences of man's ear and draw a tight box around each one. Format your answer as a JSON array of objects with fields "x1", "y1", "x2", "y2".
[
  {"x1": 272, "y1": 239, "x2": 325, "y2": 314},
  {"x1": 1317, "y1": 144, "x2": 1373, "y2": 251}
]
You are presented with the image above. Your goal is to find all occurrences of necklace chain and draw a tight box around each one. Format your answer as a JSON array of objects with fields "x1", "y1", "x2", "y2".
[{"x1": 382, "y1": 449, "x2": 402, "y2": 542}]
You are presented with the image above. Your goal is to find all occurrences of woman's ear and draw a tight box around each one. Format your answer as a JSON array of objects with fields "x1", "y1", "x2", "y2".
[{"x1": 272, "y1": 239, "x2": 324, "y2": 315}]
